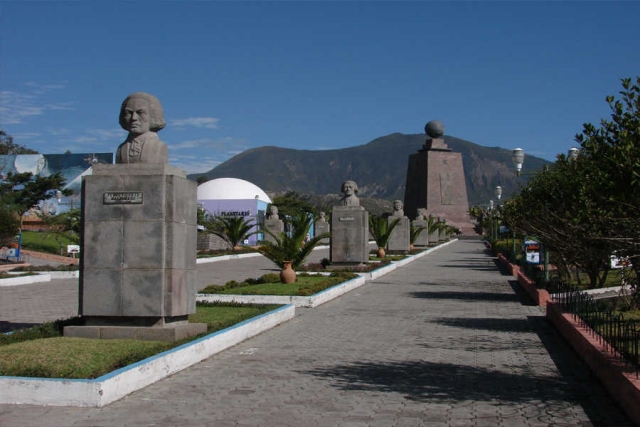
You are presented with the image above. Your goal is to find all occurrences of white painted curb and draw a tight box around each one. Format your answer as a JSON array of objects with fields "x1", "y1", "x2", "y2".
[
  {"x1": 196, "y1": 240, "x2": 458, "y2": 305},
  {"x1": 48, "y1": 271, "x2": 80, "y2": 279},
  {"x1": 196, "y1": 245, "x2": 330, "y2": 264},
  {"x1": 0, "y1": 304, "x2": 295, "y2": 407},
  {"x1": 197, "y1": 275, "x2": 366, "y2": 308},
  {"x1": 0, "y1": 273, "x2": 51, "y2": 287}
]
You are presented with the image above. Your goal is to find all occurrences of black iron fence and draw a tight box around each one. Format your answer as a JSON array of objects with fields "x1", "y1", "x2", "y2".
[{"x1": 549, "y1": 280, "x2": 640, "y2": 374}]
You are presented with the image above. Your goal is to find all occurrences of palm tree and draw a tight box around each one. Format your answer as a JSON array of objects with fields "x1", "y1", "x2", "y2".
[
  {"x1": 425, "y1": 215, "x2": 446, "y2": 244},
  {"x1": 205, "y1": 216, "x2": 258, "y2": 251},
  {"x1": 368, "y1": 215, "x2": 401, "y2": 258},
  {"x1": 258, "y1": 213, "x2": 330, "y2": 271},
  {"x1": 409, "y1": 223, "x2": 427, "y2": 250}
]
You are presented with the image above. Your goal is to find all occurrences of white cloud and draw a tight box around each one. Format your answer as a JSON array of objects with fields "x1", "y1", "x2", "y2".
[
  {"x1": 170, "y1": 117, "x2": 220, "y2": 129},
  {"x1": 169, "y1": 155, "x2": 223, "y2": 174},
  {"x1": 11, "y1": 132, "x2": 42, "y2": 140},
  {"x1": 0, "y1": 91, "x2": 44, "y2": 124},
  {"x1": 169, "y1": 137, "x2": 246, "y2": 152},
  {"x1": 0, "y1": 82, "x2": 71, "y2": 125},
  {"x1": 72, "y1": 136, "x2": 99, "y2": 143}
]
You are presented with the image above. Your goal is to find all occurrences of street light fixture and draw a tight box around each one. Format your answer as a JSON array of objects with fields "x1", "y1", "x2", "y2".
[
  {"x1": 494, "y1": 185, "x2": 503, "y2": 201},
  {"x1": 568, "y1": 147, "x2": 579, "y2": 161},
  {"x1": 512, "y1": 148, "x2": 525, "y2": 176}
]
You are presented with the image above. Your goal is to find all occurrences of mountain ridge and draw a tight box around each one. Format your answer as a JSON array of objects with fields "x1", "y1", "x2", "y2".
[{"x1": 189, "y1": 133, "x2": 550, "y2": 206}]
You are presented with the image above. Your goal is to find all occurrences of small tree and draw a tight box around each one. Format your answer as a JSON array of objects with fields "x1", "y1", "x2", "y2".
[
  {"x1": 369, "y1": 215, "x2": 401, "y2": 258},
  {"x1": 258, "y1": 214, "x2": 329, "y2": 270},
  {"x1": 0, "y1": 206, "x2": 20, "y2": 247},
  {"x1": 0, "y1": 172, "x2": 73, "y2": 229},
  {"x1": 40, "y1": 209, "x2": 81, "y2": 255},
  {"x1": 204, "y1": 216, "x2": 258, "y2": 251}
]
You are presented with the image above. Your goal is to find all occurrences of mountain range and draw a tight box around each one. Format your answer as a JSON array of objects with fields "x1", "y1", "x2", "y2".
[{"x1": 189, "y1": 133, "x2": 550, "y2": 207}]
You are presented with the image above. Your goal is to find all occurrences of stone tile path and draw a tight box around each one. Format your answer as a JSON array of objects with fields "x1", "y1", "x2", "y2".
[{"x1": 0, "y1": 240, "x2": 633, "y2": 426}]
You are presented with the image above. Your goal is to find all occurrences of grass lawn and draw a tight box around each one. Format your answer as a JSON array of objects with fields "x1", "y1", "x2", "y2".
[
  {"x1": 20, "y1": 230, "x2": 76, "y2": 256},
  {"x1": 200, "y1": 272, "x2": 359, "y2": 296},
  {"x1": 0, "y1": 302, "x2": 280, "y2": 379}
]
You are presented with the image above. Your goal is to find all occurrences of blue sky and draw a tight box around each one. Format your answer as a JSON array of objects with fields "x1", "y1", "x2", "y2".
[{"x1": 1, "y1": 1, "x2": 639, "y2": 175}]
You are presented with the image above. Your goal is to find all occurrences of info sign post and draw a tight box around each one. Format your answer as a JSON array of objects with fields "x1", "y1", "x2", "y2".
[
  {"x1": 523, "y1": 237, "x2": 541, "y2": 265},
  {"x1": 5, "y1": 234, "x2": 22, "y2": 261}
]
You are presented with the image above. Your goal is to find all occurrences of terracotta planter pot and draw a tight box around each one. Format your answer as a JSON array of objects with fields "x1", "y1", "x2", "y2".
[
  {"x1": 376, "y1": 247, "x2": 386, "y2": 258},
  {"x1": 280, "y1": 261, "x2": 296, "y2": 284}
]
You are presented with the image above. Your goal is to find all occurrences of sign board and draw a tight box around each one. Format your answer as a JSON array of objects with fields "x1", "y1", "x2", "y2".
[
  {"x1": 103, "y1": 192, "x2": 143, "y2": 205},
  {"x1": 10, "y1": 234, "x2": 21, "y2": 260},
  {"x1": 67, "y1": 245, "x2": 80, "y2": 254},
  {"x1": 523, "y1": 238, "x2": 541, "y2": 264},
  {"x1": 611, "y1": 255, "x2": 627, "y2": 269}
]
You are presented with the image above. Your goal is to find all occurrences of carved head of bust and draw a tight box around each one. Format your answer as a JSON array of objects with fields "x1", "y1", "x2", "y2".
[
  {"x1": 340, "y1": 180, "x2": 359, "y2": 206},
  {"x1": 267, "y1": 205, "x2": 279, "y2": 219},
  {"x1": 119, "y1": 92, "x2": 166, "y2": 136},
  {"x1": 391, "y1": 200, "x2": 404, "y2": 217}
]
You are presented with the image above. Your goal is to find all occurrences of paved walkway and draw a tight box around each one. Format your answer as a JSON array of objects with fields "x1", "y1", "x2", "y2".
[{"x1": 0, "y1": 240, "x2": 633, "y2": 426}]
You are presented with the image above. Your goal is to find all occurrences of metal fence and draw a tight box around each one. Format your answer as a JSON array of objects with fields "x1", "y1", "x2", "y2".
[{"x1": 549, "y1": 280, "x2": 640, "y2": 374}]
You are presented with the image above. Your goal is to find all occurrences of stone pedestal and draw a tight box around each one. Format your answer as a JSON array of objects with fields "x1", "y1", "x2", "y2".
[
  {"x1": 388, "y1": 216, "x2": 410, "y2": 252},
  {"x1": 315, "y1": 221, "x2": 330, "y2": 244},
  {"x1": 330, "y1": 206, "x2": 368, "y2": 264},
  {"x1": 64, "y1": 164, "x2": 206, "y2": 342},
  {"x1": 264, "y1": 219, "x2": 284, "y2": 243},
  {"x1": 412, "y1": 219, "x2": 429, "y2": 246}
]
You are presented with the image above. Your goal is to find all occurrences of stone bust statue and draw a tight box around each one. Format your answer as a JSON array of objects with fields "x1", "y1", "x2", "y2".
[
  {"x1": 116, "y1": 92, "x2": 169, "y2": 164},
  {"x1": 391, "y1": 200, "x2": 405, "y2": 217},
  {"x1": 339, "y1": 180, "x2": 359, "y2": 206},
  {"x1": 415, "y1": 208, "x2": 426, "y2": 221},
  {"x1": 317, "y1": 211, "x2": 326, "y2": 223},
  {"x1": 267, "y1": 205, "x2": 279, "y2": 220}
]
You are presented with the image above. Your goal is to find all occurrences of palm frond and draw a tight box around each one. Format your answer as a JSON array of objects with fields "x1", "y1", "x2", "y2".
[
  {"x1": 258, "y1": 213, "x2": 329, "y2": 270},
  {"x1": 369, "y1": 215, "x2": 401, "y2": 248}
]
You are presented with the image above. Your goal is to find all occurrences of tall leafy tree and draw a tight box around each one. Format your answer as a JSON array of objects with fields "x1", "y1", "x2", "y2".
[
  {"x1": 0, "y1": 129, "x2": 39, "y2": 155},
  {"x1": 270, "y1": 191, "x2": 318, "y2": 219},
  {"x1": 575, "y1": 77, "x2": 640, "y2": 264},
  {"x1": 502, "y1": 157, "x2": 613, "y2": 287},
  {"x1": 0, "y1": 172, "x2": 73, "y2": 224}
]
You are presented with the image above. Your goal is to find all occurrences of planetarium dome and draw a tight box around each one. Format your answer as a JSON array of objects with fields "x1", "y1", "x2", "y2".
[{"x1": 197, "y1": 178, "x2": 271, "y2": 203}]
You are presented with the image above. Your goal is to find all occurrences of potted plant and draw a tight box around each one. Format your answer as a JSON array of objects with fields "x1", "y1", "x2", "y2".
[
  {"x1": 258, "y1": 214, "x2": 330, "y2": 283},
  {"x1": 368, "y1": 215, "x2": 401, "y2": 258},
  {"x1": 409, "y1": 223, "x2": 427, "y2": 251}
]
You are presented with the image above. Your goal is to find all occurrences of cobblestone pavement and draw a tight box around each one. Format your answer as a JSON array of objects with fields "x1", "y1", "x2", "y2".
[
  {"x1": 0, "y1": 247, "x2": 334, "y2": 331},
  {"x1": 0, "y1": 240, "x2": 633, "y2": 426}
]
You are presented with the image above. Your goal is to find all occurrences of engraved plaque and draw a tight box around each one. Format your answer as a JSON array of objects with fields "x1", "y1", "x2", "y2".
[
  {"x1": 439, "y1": 173, "x2": 455, "y2": 205},
  {"x1": 103, "y1": 191, "x2": 144, "y2": 205}
]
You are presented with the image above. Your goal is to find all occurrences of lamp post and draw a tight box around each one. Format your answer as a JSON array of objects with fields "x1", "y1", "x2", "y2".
[{"x1": 493, "y1": 186, "x2": 502, "y2": 241}]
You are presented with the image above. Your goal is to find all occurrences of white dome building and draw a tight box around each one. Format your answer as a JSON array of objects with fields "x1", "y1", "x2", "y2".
[{"x1": 197, "y1": 178, "x2": 272, "y2": 246}]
